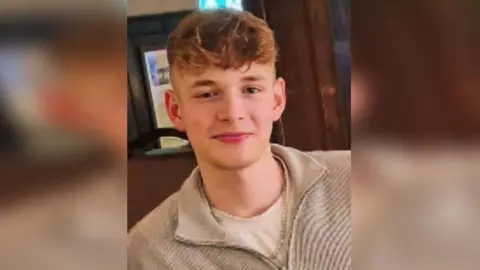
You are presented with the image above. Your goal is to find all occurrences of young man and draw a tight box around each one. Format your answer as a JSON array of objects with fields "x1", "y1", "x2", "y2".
[{"x1": 128, "y1": 9, "x2": 350, "y2": 269}]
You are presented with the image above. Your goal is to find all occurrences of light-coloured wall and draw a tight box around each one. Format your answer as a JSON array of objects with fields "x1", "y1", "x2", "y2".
[{"x1": 128, "y1": 0, "x2": 196, "y2": 16}]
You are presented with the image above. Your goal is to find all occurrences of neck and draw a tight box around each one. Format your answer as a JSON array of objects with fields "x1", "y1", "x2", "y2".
[{"x1": 198, "y1": 151, "x2": 285, "y2": 218}]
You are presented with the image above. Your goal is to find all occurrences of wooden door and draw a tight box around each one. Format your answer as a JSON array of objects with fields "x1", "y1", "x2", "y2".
[{"x1": 246, "y1": 0, "x2": 351, "y2": 151}]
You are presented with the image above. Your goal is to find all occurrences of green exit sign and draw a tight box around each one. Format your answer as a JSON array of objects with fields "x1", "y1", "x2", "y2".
[{"x1": 198, "y1": 0, "x2": 243, "y2": 10}]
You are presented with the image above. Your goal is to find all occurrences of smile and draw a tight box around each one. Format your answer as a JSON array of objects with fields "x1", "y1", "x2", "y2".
[{"x1": 212, "y1": 132, "x2": 252, "y2": 143}]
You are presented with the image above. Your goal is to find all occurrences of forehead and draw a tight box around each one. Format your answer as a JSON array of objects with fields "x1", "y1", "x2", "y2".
[{"x1": 171, "y1": 63, "x2": 275, "y2": 89}]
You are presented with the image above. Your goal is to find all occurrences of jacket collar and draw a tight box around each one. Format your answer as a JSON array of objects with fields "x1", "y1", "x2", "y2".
[{"x1": 174, "y1": 144, "x2": 327, "y2": 244}]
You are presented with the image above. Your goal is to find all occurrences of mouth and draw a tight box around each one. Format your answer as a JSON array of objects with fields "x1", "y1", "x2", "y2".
[{"x1": 212, "y1": 132, "x2": 252, "y2": 143}]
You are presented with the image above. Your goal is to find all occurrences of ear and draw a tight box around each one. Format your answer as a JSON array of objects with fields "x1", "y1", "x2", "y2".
[
  {"x1": 164, "y1": 90, "x2": 186, "y2": 131},
  {"x1": 273, "y1": 77, "x2": 287, "y2": 121}
]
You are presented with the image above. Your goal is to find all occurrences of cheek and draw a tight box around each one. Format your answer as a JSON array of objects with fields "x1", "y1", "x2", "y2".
[
  {"x1": 180, "y1": 102, "x2": 212, "y2": 130},
  {"x1": 248, "y1": 111, "x2": 276, "y2": 135},
  {"x1": 249, "y1": 97, "x2": 277, "y2": 121},
  {"x1": 251, "y1": 109, "x2": 275, "y2": 124}
]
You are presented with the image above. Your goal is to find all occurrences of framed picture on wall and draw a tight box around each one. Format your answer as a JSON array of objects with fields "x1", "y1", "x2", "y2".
[
  {"x1": 141, "y1": 47, "x2": 189, "y2": 149},
  {"x1": 142, "y1": 48, "x2": 171, "y2": 129}
]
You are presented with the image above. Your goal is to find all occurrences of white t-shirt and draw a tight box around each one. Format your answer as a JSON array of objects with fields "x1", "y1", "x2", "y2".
[
  {"x1": 213, "y1": 193, "x2": 285, "y2": 258},
  {"x1": 210, "y1": 156, "x2": 292, "y2": 259}
]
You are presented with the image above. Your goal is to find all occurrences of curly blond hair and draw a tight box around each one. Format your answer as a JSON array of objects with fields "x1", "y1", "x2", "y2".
[{"x1": 166, "y1": 9, "x2": 278, "y2": 73}]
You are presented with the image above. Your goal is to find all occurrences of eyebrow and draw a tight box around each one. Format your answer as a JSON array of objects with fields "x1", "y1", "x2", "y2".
[
  {"x1": 189, "y1": 75, "x2": 267, "y2": 89},
  {"x1": 241, "y1": 75, "x2": 266, "y2": 82},
  {"x1": 190, "y1": 79, "x2": 217, "y2": 89}
]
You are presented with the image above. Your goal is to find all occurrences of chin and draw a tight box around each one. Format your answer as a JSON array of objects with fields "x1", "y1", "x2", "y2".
[
  {"x1": 196, "y1": 139, "x2": 270, "y2": 170},
  {"x1": 211, "y1": 155, "x2": 258, "y2": 171}
]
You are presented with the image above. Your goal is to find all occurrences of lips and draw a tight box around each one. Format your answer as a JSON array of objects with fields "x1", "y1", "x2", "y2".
[{"x1": 212, "y1": 132, "x2": 252, "y2": 143}]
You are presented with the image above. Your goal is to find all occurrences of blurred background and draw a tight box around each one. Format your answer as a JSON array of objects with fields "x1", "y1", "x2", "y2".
[
  {"x1": 352, "y1": 0, "x2": 480, "y2": 269},
  {"x1": 0, "y1": 1, "x2": 127, "y2": 270}
]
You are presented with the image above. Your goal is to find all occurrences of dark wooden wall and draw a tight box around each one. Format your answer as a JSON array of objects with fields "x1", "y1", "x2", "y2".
[{"x1": 260, "y1": 0, "x2": 350, "y2": 151}]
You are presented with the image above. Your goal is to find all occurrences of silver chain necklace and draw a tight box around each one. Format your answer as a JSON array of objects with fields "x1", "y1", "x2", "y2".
[{"x1": 198, "y1": 177, "x2": 289, "y2": 259}]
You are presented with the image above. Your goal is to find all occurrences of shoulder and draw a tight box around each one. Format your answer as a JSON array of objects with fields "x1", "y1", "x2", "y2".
[
  {"x1": 128, "y1": 193, "x2": 179, "y2": 269},
  {"x1": 305, "y1": 150, "x2": 351, "y2": 237},
  {"x1": 306, "y1": 149, "x2": 351, "y2": 169},
  {"x1": 295, "y1": 154, "x2": 352, "y2": 269},
  {"x1": 309, "y1": 150, "x2": 350, "y2": 184},
  {"x1": 305, "y1": 150, "x2": 351, "y2": 207},
  {"x1": 272, "y1": 144, "x2": 350, "y2": 186},
  {"x1": 306, "y1": 150, "x2": 351, "y2": 182}
]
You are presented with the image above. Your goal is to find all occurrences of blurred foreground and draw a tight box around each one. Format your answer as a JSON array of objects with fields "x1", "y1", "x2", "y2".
[
  {"x1": 0, "y1": 1, "x2": 127, "y2": 270},
  {"x1": 353, "y1": 0, "x2": 480, "y2": 269}
]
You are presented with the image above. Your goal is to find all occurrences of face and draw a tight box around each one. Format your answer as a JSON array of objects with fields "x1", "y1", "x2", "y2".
[{"x1": 165, "y1": 63, "x2": 286, "y2": 170}]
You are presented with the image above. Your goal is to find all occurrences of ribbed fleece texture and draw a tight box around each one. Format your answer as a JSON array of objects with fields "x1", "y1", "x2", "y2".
[{"x1": 128, "y1": 145, "x2": 351, "y2": 270}]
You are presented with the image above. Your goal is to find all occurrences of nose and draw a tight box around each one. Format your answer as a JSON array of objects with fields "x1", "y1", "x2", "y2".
[{"x1": 217, "y1": 91, "x2": 246, "y2": 122}]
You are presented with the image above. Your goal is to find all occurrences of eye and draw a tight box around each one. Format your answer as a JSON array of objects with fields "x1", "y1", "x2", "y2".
[
  {"x1": 243, "y1": 87, "x2": 262, "y2": 94},
  {"x1": 195, "y1": 91, "x2": 219, "y2": 99}
]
